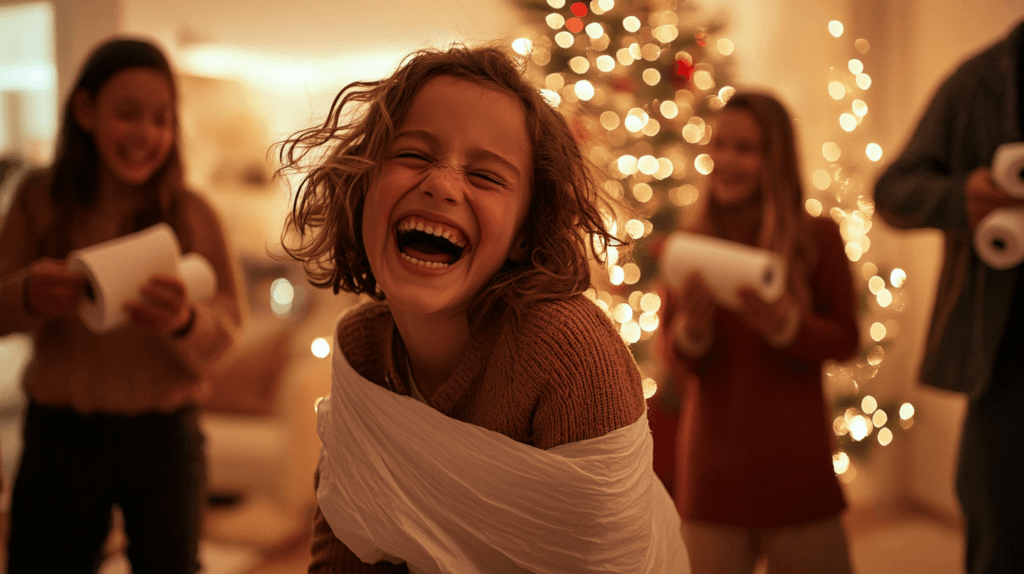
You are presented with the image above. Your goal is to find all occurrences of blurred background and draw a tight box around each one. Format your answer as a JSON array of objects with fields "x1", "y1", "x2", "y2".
[{"x1": 1, "y1": 0, "x2": 1022, "y2": 572}]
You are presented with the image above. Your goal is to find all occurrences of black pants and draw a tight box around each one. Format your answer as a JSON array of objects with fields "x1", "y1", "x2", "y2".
[
  {"x1": 956, "y1": 382, "x2": 1024, "y2": 574},
  {"x1": 7, "y1": 402, "x2": 206, "y2": 574}
]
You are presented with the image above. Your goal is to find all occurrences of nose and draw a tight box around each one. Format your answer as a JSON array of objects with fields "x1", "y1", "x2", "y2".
[{"x1": 422, "y1": 164, "x2": 465, "y2": 205}]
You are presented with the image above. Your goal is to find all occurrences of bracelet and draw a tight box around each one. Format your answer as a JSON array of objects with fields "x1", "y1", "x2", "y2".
[{"x1": 171, "y1": 307, "x2": 196, "y2": 338}]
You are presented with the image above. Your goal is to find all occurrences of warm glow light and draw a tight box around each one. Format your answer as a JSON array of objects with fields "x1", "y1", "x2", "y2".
[
  {"x1": 828, "y1": 81, "x2": 846, "y2": 100},
  {"x1": 600, "y1": 111, "x2": 620, "y2": 130},
  {"x1": 840, "y1": 113, "x2": 857, "y2": 132},
  {"x1": 829, "y1": 20, "x2": 844, "y2": 37},
  {"x1": 868, "y1": 276, "x2": 885, "y2": 294},
  {"x1": 855, "y1": 38, "x2": 870, "y2": 53},
  {"x1": 899, "y1": 403, "x2": 915, "y2": 420},
  {"x1": 618, "y1": 155, "x2": 638, "y2": 174},
  {"x1": 654, "y1": 25, "x2": 679, "y2": 43},
  {"x1": 877, "y1": 289, "x2": 893, "y2": 307},
  {"x1": 625, "y1": 219, "x2": 645, "y2": 239},
  {"x1": 540, "y1": 89, "x2": 561, "y2": 107},
  {"x1": 555, "y1": 31, "x2": 574, "y2": 48},
  {"x1": 642, "y1": 68, "x2": 661, "y2": 86},
  {"x1": 870, "y1": 322, "x2": 887, "y2": 341},
  {"x1": 861, "y1": 395, "x2": 878, "y2": 414},
  {"x1": 311, "y1": 337, "x2": 331, "y2": 358},
  {"x1": 609, "y1": 265, "x2": 625, "y2": 285},
  {"x1": 620, "y1": 321, "x2": 641, "y2": 343},
  {"x1": 806, "y1": 198, "x2": 823, "y2": 216},
  {"x1": 866, "y1": 143, "x2": 883, "y2": 161},
  {"x1": 642, "y1": 377, "x2": 658, "y2": 399},
  {"x1": 596, "y1": 54, "x2": 615, "y2": 72},
  {"x1": 878, "y1": 427, "x2": 893, "y2": 446},
  {"x1": 867, "y1": 346, "x2": 884, "y2": 366},
  {"x1": 640, "y1": 293, "x2": 662, "y2": 313},
  {"x1": 822, "y1": 142, "x2": 842, "y2": 162},
  {"x1": 856, "y1": 73, "x2": 872, "y2": 89},
  {"x1": 598, "y1": 0, "x2": 614, "y2": 10},
  {"x1": 623, "y1": 263, "x2": 641, "y2": 284},
  {"x1": 891, "y1": 268, "x2": 907, "y2": 287},
  {"x1": 616, "y1": 48, "x2": 634, "y2": 66},
  {"x1": 586, "y1": 22, "x2": 604, "y2": 39},
  {"x1": 695, "y1": 154, "x2": 714, "y2": 175},
  {"x1": 547, "y1": 0, "x2": 565, "y2": 7},
  {"x1": 845, "y1": 242, "x2": 863, "y2": 261},
  {"x1": 718, "y1": 85, "x2": 736, "y2": 102},
  {"x1": 849, "y1": 415, "x2": 870, "y2": 441},
  {"x1": 693, "y1": 70, "x2": 715, "y2": 90},
  {"x1": 546, "y1": 13, "x2": 566, "y2": 29},
  {"x1": 511, "y1": 38, "x2": 533, "y2": 56},
  {"x1": 848, "y1": 59, "x2": 864, "y2": 74},
  {"x1": 574, "y1": 80, "x2": 594, "y2": 100},
  {"x1": 660, "y1": 100, "x2": 679, "y2": 118},
  {"x1": 833, "y1": 452, "x2": 851, "y2": 474},
  {"x1": 852, "y1": 99, "x2": 868, "y2": 117},
  {"x1": 633, "y1": 182, "x2": 654, "y2": 202},
  {"x1": 717, "y1": 38, "x2": 735, "y2": 55},
  {"x1": 861, "y1": 262, "x2": 878, "y2": 280},
  {"x1": 638, "y1": 155, "x2": 659, "y2": 175},
  {"x1": 613, "y1": 302, "x2": 633, "y2": 323},
  {"x1": 569, "y1": 56, "x2": 590, "y2": 74},
  {"x1": 872, "y1": 409, "x2": 888, "y2": 428},
  {"x1": 623, "y1": 16, "x2": 641, "y2": 32}
]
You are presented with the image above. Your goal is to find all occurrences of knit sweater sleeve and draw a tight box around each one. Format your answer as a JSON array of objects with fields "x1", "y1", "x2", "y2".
[
  {"x1": 166, "y1": 191, "x2": 245, "y2": 373},
  {"x1": 0, "y1": 172, "x2": 49, "y2": 336},
  {"x1": 520, "y1": 296, "x2": 647, "y2": 450}
]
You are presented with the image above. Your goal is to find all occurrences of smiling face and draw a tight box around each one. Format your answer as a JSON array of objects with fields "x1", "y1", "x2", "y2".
[
  {"x1": 74, "y1": 67, "x2": 176, "y2": 188},
  {"x1": 361, "y1": 75, "x2": 533, "y2": 320},
  {"x1": 708, "y1": 108, "x2": 764, "y2": 207}
]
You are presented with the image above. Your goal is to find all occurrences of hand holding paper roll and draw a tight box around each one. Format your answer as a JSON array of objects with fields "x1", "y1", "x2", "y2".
[
  {"x1": 659, "y1": 231, "x2": 788, "y2": 310},
  {"x1": 67, "y1": 223, "x2": 218, "y2": 333},
  {"x1": 974, "y1": 143, "x2": 1024, "y2": 269}
]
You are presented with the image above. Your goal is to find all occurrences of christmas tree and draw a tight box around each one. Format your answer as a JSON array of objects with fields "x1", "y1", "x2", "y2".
[{"x1": 515, "y1": 0, "x2": 734, "y2": 389}]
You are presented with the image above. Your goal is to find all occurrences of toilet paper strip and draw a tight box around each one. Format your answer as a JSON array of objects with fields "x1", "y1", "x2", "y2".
[
  {"x1": 659, "y1": 231, "x2": 787, "y2": 309},
  {"x1": 974, "y1": 207, "x2": 1024, "y2": 270}
]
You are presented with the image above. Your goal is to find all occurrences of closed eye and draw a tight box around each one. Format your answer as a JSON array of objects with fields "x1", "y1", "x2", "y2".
[{"x1": 470, "y1": 172, "x2": 505, "y2": 186}]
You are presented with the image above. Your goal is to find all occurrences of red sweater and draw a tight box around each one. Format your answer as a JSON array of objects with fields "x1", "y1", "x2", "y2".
[{"x1": 660, "y1": 217, "x2": 858, "y2": 528}]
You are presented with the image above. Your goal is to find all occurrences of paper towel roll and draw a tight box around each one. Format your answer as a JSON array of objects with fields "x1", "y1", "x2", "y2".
[
  {"x1": 659, "y1": 231, "x2": 788, "y2": 309},
  {"x1": 992, "y1": 142, "x2": 1024, "y2": 198},
  {"x1": 974, "y1": 207, "x2": 1024, "y2": 270},
  {"x1": 180, "y1": 252, "x2": 217, "y2": 302},
  {"x1": 68, "y1": 223, "x2": 181, "y2": 333}
]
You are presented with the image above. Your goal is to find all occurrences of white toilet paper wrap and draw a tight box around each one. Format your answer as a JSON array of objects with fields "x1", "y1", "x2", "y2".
[
  {"x1": 67, "y1": 223, "x2": 219, "y2": 333},
  {"x1": 992, "y1": 142, "x2": 1024, "y2": 198},
  {"x1": 659, "y1": 231, "x2": 788, "y2": 309},
  {"x1": 974, "y1": 207, "x2": 1024, "y2": 270}
]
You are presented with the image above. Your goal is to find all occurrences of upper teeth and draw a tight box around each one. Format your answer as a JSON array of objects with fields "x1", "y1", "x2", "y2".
[{"x1": 397, "y1": 217, "x2": 466, "y2": 248}]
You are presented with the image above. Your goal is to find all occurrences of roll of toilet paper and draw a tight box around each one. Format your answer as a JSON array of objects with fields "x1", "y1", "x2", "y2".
[
  {"x1": 180, "y1": 252, "x2": 218, "y2": 302},
  {"x1": 974, "y1": 207, "x2": 1024, "y2": 270},
  {"x1": 68, "y1": 223, "x2": 181, "y2": 333},
  {"x1": 660, "y1": 231, "x2": 788, "y2": 309},
  {"x1": 992, "y1": 142, "x2": 1024, "y2": 198}
]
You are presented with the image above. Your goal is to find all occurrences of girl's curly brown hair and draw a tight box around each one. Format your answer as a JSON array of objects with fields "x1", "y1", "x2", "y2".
[{"x1": 277, "y1": 44, "x2": 628, "y2": 323}]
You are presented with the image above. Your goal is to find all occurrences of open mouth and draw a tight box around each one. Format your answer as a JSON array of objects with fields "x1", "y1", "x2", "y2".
[{"x1": 395, "y1": 216, "x2": 467, "y2": 268}]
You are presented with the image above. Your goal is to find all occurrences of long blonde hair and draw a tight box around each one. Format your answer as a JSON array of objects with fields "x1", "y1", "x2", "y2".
[{"x1": 682, "y1": 91, "x2": 817, "y2": 307}]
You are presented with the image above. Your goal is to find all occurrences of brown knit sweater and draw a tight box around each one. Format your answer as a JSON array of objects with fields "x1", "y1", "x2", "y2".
[
  {"x1": 309, "y1": 296, "x2": 647, "y2": 573},
  {"x1": 0, "y1": 171, "x2": 245, "y2": 414}
]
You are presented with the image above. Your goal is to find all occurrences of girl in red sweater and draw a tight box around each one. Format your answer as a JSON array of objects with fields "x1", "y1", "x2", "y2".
[{"x1": 659, "y1": 92, "x2": 859, "y2": 574}]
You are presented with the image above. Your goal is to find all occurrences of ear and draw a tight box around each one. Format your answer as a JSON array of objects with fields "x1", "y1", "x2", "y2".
[
  {"x1": 509, "y1": 227, "x2": 530, "y2": 263},
  {"x1": 71, "y1": 89, "x2": 95, "y2": 133}
]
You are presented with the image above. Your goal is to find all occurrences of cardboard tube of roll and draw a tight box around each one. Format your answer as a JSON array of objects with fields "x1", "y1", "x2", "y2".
[
  {"x1": 659, "y1": 231, "x2": 787, "y2": 310},
  {"x1": 992, "y1": 142, "x2": 1024, "y2": 198},
  {"x1": 975, "y1": 207, "x2": 1024, "y2": 270},
  {"x1": 67, "y1": 223, "x2": 218, "y2": 333}
]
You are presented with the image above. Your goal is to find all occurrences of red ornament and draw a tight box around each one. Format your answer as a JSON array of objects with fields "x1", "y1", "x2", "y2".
[
  {"x1": 570, "y1": 2, "x2": 588, "y2": 17},
  {"x1": 695, "y1": 32, "x2": 708, "y2": 47},
  {"x1": 566, "y1": 17, "x2": 584, "y2": 34},
  {"x1": 675, "y1": 59, "x2": 695, "y2": 80}
]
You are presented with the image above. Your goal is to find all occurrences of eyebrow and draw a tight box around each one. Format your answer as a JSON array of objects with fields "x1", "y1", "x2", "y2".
[{"x1": 393, "y1": 129, "x2": 523, "y2": 179}]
